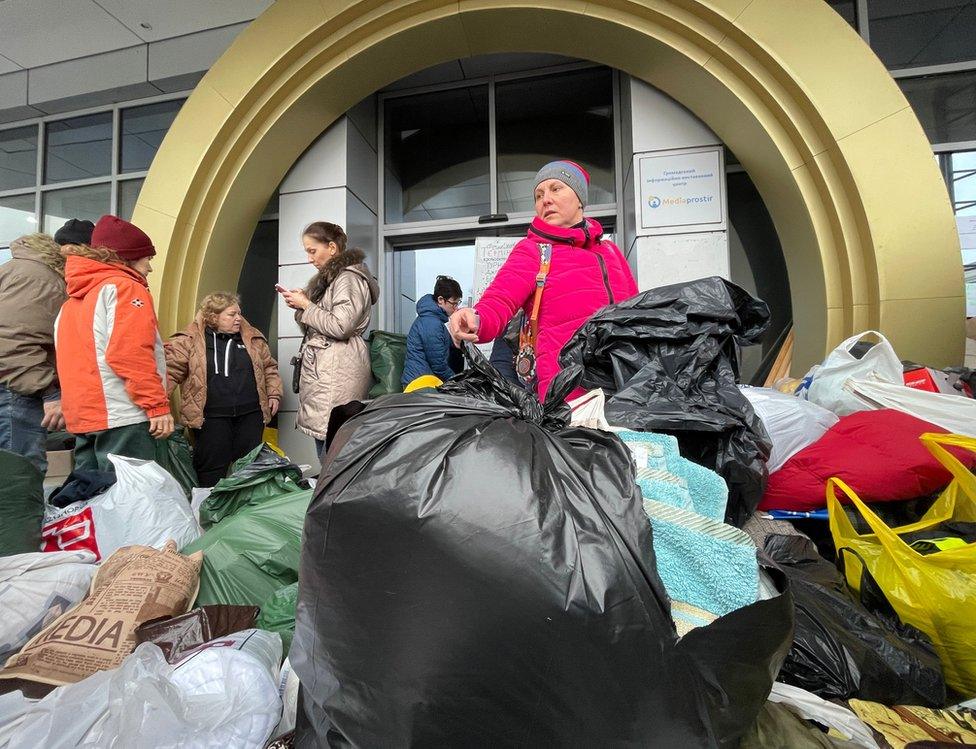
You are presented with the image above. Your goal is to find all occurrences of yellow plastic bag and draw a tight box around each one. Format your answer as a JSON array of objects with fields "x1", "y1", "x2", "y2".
[{"x1": 827, "y1": 433, "x2": 976, "y2": 697}]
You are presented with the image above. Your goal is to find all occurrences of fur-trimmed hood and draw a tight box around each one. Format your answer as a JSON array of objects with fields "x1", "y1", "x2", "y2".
[
  {"x1": 10, "y1": 233, "x2": 65, "y2": 276},
  {"x1": 296, "y1": 248, "x2": 380, "y2": 330},
  {"x1": 303, "y1": 248, "x2": 379, "y2": 304}
]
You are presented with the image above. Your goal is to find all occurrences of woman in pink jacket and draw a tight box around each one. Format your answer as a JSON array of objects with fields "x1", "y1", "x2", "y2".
[{"x1": 450, "y1": 160, "x2": 638, "y2": 401}]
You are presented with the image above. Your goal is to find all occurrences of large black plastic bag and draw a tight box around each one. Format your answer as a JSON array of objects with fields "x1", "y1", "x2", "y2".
[
  {"x1": 559, "y1": 276, "x2": 772, "y2": 526},
  {"x1": 765, "y1": 533, "x2": 946, "y2": 706},
  {"x1": 291, "y1": 345, "x2": 794, "y2": 748}
]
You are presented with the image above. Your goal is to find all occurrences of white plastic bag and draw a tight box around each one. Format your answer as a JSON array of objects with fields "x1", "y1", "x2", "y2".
[
  {"x1": 846, "y1": 375, "x2": 976, "y2": 438},
  {"x1": 567, "y1": 389, "x2": 625, "y2": 432},
  {"x1": 40, "y1": 455, "x2": 202, "y2": 561},
  {"x1": 272, "y1": 657, "x2": 300, "y2": 738},
  {"x1": 768, "y1": 682, "x2": 879, "y2": 749},
  {"x1": 1, "y1": 629, "x2": 283, "y2": 749},
  {"x1": 739, "y1": 386, "x2": 838, "y2": 472},
  {"x1": 806, "y1": 331, "x2": 903, "y2": 416},
  {"x1": 190, "y1": 487, "x2": 213, "y2": 523},
  {"x1": 0, "y1": 550, "x2": 97, "y2": 662},
  {"x1": 0, "y1": 664, "x2": 116, "y2": 749}
]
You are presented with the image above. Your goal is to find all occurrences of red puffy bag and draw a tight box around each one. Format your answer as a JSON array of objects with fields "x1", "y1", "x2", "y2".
[{"x1": 759, "y1": 409, "x2": 976, "y2": 512}]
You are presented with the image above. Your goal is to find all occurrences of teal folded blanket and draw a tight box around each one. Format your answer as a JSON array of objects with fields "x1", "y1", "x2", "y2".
[
  {"x1": 621, "y1": 431, "x2": 728, "y2": 522},
  {"x1": 642, "y1": 498, "x2": 759, "y2": 619},
  {"x1": 620, "y1": 431, "x2": 758, "y2": 624}
]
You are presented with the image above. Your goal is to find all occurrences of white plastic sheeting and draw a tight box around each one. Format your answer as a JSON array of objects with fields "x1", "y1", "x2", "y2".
[
  {"x1": 0, "y1": 629, "x2": 282, "y2": 749},
  {"x1": 739, "y1": 386, "x2": 838, "y2": 472},
  {"x1": 0, "y1": 550, "x2": 97, "y2": 663},
  {"x1": 805, "y1": 331, "x2": 903, "y2": 416},
  {"x1": 846, "y1": 375, "x2": 976, "y2": 439}
]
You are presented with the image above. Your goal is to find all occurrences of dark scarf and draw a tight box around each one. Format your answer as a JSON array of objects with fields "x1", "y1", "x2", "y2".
[{"x1": 296, "y1": 248, "x2": 367, "y2": 329}]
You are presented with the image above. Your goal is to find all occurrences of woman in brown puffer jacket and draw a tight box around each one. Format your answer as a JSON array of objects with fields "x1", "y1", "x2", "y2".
[
  {"x1": 165, "y1": 292, "x2": 282, "y2": 486},
  {"x1": 280, "y1": 222, "x2": 379, "y2": 458}
]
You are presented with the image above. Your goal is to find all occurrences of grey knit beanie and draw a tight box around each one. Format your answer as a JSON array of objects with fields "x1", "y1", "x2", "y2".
[{"x1": 533, "y1": 160, "x2": 590, "y2": 207}]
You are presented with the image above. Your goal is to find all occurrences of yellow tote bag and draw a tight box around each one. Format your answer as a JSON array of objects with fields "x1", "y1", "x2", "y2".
[{"x1": 827, "y1": 433, "x2": 976, "y2": 697}]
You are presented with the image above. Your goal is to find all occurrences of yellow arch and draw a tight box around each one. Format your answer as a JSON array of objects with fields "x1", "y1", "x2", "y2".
[{"x1": 135, "y1": 0, "x2": 965, "y2": 370}]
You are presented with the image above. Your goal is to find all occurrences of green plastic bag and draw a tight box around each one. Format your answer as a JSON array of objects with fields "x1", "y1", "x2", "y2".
[
  {"x1": 199, "y1": 443, "x2": 307, "y2": 528},
  {"x1": 154, "y1": 430, "x2": 198, "y2": 499},
  {"x1": 182, "y1": 488, "x2": 312, "y2": 607},
  {"x1": 256, "y1": 581, "x2": 298, "y2": 655},
  {"x1": 0, "y1": 449, "x2": 45, "y2": 555},
  {"x1": 368, "y1": 330, "x2": 407, "y2": 398}
]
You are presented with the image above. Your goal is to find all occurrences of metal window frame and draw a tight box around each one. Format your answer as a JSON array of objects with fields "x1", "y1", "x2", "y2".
[
  {"x1": 0, "y1": 90, "x2": 190, "y2": 237},
  {"x1": 890, "y1": 60, "x2": 976, "y2": 79},
  {"x1": 377, "y1": 60, "x2": 620, "y2": 330},
  {"x1": 856, "y1": 0, "x2": 869, "y2": 43},
  {"x1": 857, "y1": 0, "x2": 976, "y2": 77}
]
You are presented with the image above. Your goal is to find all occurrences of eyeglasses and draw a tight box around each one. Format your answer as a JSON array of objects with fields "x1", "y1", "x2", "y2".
[{"x1": 446, "y1": 298, "x2": 462, "y2": 308}]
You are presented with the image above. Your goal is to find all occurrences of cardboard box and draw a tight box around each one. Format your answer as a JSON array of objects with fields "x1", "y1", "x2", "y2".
[{"x1": 44, "y1": 449, "x2": 73, "y2": 481}]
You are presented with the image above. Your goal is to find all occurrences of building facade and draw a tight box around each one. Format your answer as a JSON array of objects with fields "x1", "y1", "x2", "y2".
[{"x1": 0, "y1": 0, "x2": 970, "y2": 465}]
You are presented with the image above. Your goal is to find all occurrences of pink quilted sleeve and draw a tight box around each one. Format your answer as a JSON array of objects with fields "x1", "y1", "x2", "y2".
[{"x1": 473, "y1": 240, "x2": 540, "y2": 342}]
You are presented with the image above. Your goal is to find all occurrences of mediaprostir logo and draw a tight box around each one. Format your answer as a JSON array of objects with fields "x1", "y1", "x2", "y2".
[{"x1": 648, "y1": 195, "x2": 713, "y2": 208}]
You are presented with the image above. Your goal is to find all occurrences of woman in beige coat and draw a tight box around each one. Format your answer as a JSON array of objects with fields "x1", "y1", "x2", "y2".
[{"x1": 281, "y1": 222, "x2": 379, "y2": 456}]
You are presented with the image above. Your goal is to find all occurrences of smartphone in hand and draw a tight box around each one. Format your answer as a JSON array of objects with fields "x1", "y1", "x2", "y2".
[{"x1": 274, "y1": 284, "x2": 288, "y2": 294}]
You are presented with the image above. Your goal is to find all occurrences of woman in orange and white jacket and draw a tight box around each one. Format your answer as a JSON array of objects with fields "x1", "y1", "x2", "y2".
[{"x1": 55, "y1": 215, "x2": 173, "y2": 472}]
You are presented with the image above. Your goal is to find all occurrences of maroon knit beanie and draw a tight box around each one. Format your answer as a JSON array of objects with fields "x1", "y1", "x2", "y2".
[{"x1": 91, "y1": 215, "x2": 155, "y2": 261}]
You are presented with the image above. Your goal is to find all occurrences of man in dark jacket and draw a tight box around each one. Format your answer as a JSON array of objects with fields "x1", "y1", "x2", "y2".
[
  {"x1": 0, "y1": 233, "x2": 68, "y2": 472},
  {"x1": 401, "y1": 276, "x2": 464, "y2": 388}
]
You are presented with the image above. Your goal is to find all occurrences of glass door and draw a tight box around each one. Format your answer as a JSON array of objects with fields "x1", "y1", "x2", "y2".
[{"x1": 391, "y1": 241, "x2": 478, "y2": 335}]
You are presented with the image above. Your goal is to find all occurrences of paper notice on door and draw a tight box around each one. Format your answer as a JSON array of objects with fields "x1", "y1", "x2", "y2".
[{"x1": 472, "y1": 237, "x2": 520, "y2": 304}]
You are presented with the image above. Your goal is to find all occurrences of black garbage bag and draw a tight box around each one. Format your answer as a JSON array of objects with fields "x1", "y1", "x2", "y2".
[
  {"x1": 559, "y1": 276, "x2": 772, "y2": 526},
  {"x1": 292, "y1": 344, "x2": 794, "y2": 748},
  {"x1": 765, "y1": 533, "x2": 946, "y2": 706}
]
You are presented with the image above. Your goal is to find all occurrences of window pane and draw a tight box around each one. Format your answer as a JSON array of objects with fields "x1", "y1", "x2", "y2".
[
  {"x1": 951, "y1": 150, "x2": 976, "y2": 215},
  {"x1": 392, "y1": 243, "x2": 476, "y2": 333},
  {"x1": 0, "y1": 126, "x2": 38, "y2": 191},
  {"x1": 899, "y1": 71, "x2": 976, "y2": 143},
  {"x1": 496, "y1": 67, "x2": 615, "y2": 214},
  {"x1": 117, "y1": 178, "x2": 144, "y2": 221},
  {"x1": 384, "y1": 86, "x2": 490, "y2": 223},
  {"x1": 120, "y1": 99, "x2": 183, "y2": 173},
  {"x1": 44, "y1": 112, "x2": 113, "y2": 184},
  {"x1": 867, "y1": 0, "x2": 976, "y2": 69},
  {"x1": 0, "y1": 193, "x2": 36, "y2": 245},
  {"x1": 42, "y1": 183, "x2": 110, "y2": 235},
  {"x1": 825, "y1": 0, "x2": 858, "y2": 30}
]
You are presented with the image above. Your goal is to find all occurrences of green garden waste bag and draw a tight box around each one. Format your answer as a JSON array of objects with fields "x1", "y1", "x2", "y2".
[
  {"x1": 368, "y1": 331, "x2": 407, "y2": 397},
  {"x1": 0, "y1": 449, "x2": 45, "y2": 555},
  {"x1": 154, "y1": 430, "x2": 198, "y2": 499},
  {"x1": 199, "y1": 443, "x2": 307, "y2": 528},
  {"x1": 182, "y1": 488, "x2": 312, "y2": 607},
  {"x1": 257, "y1": 582, "x2": 298, "y2": 655}
]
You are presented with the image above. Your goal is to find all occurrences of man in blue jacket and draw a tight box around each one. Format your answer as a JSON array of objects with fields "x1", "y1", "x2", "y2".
[{"x1": 401, "y1": 276, "x2": 464, "y2": 388}]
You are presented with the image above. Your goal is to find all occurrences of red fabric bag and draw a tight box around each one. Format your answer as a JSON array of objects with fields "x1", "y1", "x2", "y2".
[{"x1": 759, "y1": 409, "x2": 976, "y2": 512}]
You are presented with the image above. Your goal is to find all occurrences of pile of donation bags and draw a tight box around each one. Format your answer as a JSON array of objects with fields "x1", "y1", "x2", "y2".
[
  {"x1": 292, "y1": 341, "x2": 794, "y2": 746},
  {"x1": 1, "y1": 274, "x2": 975, "y2": 747},
  {"x1": 0, "y1": 443, "x2": 308, "y2": 748},
  {"x1": 751, "y1": 328, "x2": 976, "y2": 701}
]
